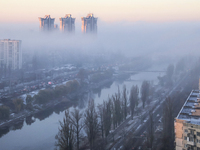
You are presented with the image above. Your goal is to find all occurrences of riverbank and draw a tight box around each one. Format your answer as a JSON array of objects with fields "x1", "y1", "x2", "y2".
[{"x1": 0, "y1": 76, "x2": 116, "y2": 129}]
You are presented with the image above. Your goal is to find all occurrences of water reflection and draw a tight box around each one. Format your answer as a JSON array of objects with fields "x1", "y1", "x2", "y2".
[
  {"x1": 0, "y1": 119, "x2": 24, "y2": 138},
  {"x1": 12, "y1": 119, "x2": 24, "y2": 130},
  {"x1": 0, "y1": 127, "x2": 9, "y2": 138},
  {"x1": 0, "y1": 101, "x2": 79, "y2": 138},
  {"x1": 26, "y1": 115, "x2": 35, "y2": 126},
  {"x1": 92, "y1": 80, "x2": 114, "y2": 98},
  {"x1": 34, "y1": 108, "x2": 54, "y2": 121}
]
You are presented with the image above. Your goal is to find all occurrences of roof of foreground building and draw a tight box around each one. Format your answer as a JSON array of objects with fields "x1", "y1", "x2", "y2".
[{"x1": 177, "y1": 90, "x2": 200, "y2": 125}]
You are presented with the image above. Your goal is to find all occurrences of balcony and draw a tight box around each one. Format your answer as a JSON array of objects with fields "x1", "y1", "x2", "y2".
[
  {"x1": 187, "y1": 140, "x2": 195, "y2": 146},
  {"x1": 187, "y1": 137, "x2": 195, "y2": 146}
]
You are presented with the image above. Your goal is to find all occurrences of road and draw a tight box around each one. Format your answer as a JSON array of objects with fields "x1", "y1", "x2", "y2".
[
  {"x1": 108, "y1": 72, "x2": 189, "y2": 150},
  {"x1": 0, "y1": 70, "x2": 78, "y2": 100}
]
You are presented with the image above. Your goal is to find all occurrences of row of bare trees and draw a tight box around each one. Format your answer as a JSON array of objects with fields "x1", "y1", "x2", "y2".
[
  {"x1": 55, "y1": 80, "x2": 152, "y2": 150},
  {"x1": 55, "y1": 99, "x2": 103, "y2": 150}
]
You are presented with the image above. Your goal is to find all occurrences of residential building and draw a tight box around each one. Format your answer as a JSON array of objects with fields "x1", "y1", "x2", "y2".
[
  {"x1": 0, "y1": 39, "x2": 22, "y2": 70},
  {"x1": 59, "y1": 14, "x2": 75, "y2": 32},
  {"x1": 38, "y1": 15, "x2": 55, "y2": 31},
  {"x1": 175, "y1": 89, "x2": 200, "y2": 150},
  {"x1": 81, "y1": 13, "x2": 97, "y2": 33}
]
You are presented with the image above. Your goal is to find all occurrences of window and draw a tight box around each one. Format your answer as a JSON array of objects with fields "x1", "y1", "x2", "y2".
[
  {"x1": 184, "y1": 136, "x2": 187, "y2": 140},
  {"x1": 197, "y1": 132, "x2": 200, "y2": 136},
  {"x1": 190, "y1": 130, "x2": 194, "y2": 134},
  {"x1": 9, "y1": 49, "x2": 12, "y2": 57},
  {"x1": 185, "y1": 129, "x2": 188, "y2": 133},
  {"x1": 189, "y1": 137, "x2": 194, "y2": 142}
]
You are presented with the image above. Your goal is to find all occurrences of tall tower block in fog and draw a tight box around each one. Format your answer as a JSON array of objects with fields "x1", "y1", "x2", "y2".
[
  {"x1": 59, "y1": 14, "x2": 75, "y2": 32},
  {"x1": 81, "y1": 14, "x2": 97, "y2": 33},
  {"x1": 38, "y1": 15, "x2": 55, "y2": 31},
  {"x1": 0, "y1": 39, "x2": 22, "y2": 70}
]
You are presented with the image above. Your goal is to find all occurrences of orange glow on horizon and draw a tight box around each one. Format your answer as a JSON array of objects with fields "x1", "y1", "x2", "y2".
[{"x1": 0, "y1": 0, "x2": 200, "y2": 23}]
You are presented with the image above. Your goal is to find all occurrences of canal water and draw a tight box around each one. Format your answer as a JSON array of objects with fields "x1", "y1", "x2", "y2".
[{"x1": 0, "y1": 64, "x2": 166, "y2": 150}]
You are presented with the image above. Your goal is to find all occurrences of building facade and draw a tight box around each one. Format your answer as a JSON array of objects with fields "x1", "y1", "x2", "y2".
[
  {"x1": 81, "y1": 14, "x2": 97, "y2": 33},
  {"x1": 59, "y1": 14, "x2": 75, "y2": 32},
  {"x1": 38, "y1": 15, "x2": 55, "y2": 31},
  {"x1": 175, "y1": 90, "x2": 200, "y2": 150},
  {"x1": 0, "y1": 39, "x2": 22, "y2": 70}
]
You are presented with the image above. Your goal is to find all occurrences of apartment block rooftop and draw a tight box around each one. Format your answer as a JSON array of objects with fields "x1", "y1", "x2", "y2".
[
  {"x1": 86, "y1": 13, "x2": 94, "y2": 18},
  {"x1": 177, "y1": 90, "x2": 200, "y2": 125},
  {"x1": 63, "y1": 14, "x2": 72, "y2": 18},
  {"x1": 39, "y1": 15, "x2": 55, "y2": 20}
]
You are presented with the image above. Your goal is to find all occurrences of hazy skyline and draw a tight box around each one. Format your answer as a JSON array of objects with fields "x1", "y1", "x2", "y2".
[
  {"x1": 0, "y1": 0, "x2": 200, "y2": 61},
  {"x1": 0, "y1": 0, "x2": 200, "y2": 23}
]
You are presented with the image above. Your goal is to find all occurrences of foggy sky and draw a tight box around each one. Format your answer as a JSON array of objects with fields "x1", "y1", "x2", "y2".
[{"x1": 1, "y1": 0, "x2": 200, "y2": 22}]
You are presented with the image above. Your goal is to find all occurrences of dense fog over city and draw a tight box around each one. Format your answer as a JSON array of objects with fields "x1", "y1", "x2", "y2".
[
  {"x1": 1, "y1": 0, "x2": 200, "y2": 149},
  {"x1": 0, "y1": 21, "x2": 200, "y2": 62},
  {"x1": 1, "y1": 13, "x2": 200, "y2": 150}
]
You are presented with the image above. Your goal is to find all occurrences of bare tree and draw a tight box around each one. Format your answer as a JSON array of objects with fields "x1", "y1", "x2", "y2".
[
  {"x1": 122, "y1": 85, "x2": 128, "y2": 120},
  {"x1": 129, "y1": 85, "x2": 139, "y2": 119},
  {"x1": 141, "y1": 80, "x2": 150, "y2": 108},
  {"x1": 98, "y1": 98, "x2": 112, "y2": 139},
  {"x1": 166, "y1": 64, "x2": 174, "y2": 80},
  {"x1": 98, "y1": 104, "x2": 104, "y2": 138},
  {"x1": 84, "y1": 99, "x2": 99, "y2": 150},
  {"x1": 112, "y1": 92, "x2": 123, "y2": 128},
  {"x1": 166, "y1": 64, "x2": 174, "y2": 87},
  {"x1": 147, "y1": 110, "x2": 154, "y2": 149},
  {"x1": 55, "y1": 110, "x2": 75, "y2": 150},
  {"x1": 162, "y1": 97, "x2": 174, "y2": 150},
  {"x1": 104, "y1": 98, "x2": 112, "y2": 137},
  {"x1": 70, "y1": 108, "x2": 84, "y2": 150}
]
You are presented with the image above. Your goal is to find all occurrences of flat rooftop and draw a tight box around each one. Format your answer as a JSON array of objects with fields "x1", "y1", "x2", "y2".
[{"x1": 177, "y1": 90, "x2": 200, "y2": 125}]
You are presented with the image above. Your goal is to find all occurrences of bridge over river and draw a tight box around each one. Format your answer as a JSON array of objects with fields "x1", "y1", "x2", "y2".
[{"x1": 120, "y1": 70, "x2": 166, "y2": 74}]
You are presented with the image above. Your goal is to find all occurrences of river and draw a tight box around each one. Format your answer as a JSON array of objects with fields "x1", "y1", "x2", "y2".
[{"x1": 0, "y1": 64, "x2": 166, "y2": 150}]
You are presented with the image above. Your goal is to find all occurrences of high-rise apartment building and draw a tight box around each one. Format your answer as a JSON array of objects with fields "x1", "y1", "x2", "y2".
[
  {"x1": 175, "y1": 89, "x2": 200, "y2": 150},
  {"x1": 81, "y1": 14, "x2": 97, "y2": 33},
  {"x1": 59, "y1": 14, "x2": 75, "y2": 32},
  {"x1": 0, "y1": 39, "x2": 22, "y2": 70},
  {"x1": 38, "y1": 15, "x2": 55, "y2": 31}
]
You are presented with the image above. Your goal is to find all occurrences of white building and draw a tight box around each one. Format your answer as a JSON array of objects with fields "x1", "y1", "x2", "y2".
[
  {"x1": 59, "y1": 14, "x2": 75, "y2": 32},
  {"x1": 81, "y1": 14, "x2": 97, "y2": 33},
  {"x1": 0, "y1": 39, "x2": 22, "y2": 70}
]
